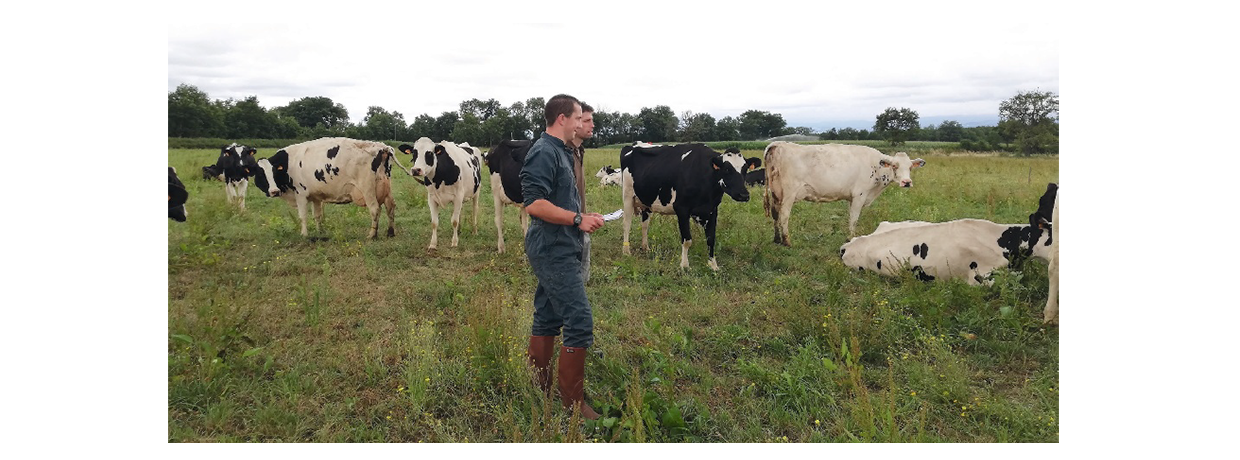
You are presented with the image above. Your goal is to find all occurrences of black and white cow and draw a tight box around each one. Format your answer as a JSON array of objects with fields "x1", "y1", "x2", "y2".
[
  {"x1": 252, "y1": 137, "x2": 396, "y2": 238},
  {"x1": 620, "y1": 144, "x2": 750, "y2": 271},
  {"x1": 215, "y1": 143, "x2": 260, "y2": 209},
  {"x1": 484, "y1": 139, "x2": 533, "y2": 253},
  {"x1": 169, "y1": 167, "x2": 188, "y2": 222},
  {"x1": 399, "y1": 137, "x2": 482, "y2": 250},
  {"x1": 595, "y1": 165, "x2": 621, "y2": 186},
  {"x1": 763, "y1": 141, "x2": 925, "y2": 243},
  {"x1": 742, "y1": 157, "x2": 764, "y2": 186},
  {"x1": 838, "y1": 184, "x2": 1057, "y2": 286}
]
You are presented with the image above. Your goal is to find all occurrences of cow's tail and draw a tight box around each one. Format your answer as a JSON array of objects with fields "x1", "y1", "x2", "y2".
[{"x1": 762, "y1": 142, "x2": 780, "y2": 218}]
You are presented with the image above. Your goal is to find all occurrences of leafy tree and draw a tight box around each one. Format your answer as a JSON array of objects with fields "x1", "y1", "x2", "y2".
[
  {"x1": 451, "y1": 112, "x2": 485, "y2": 145},
  {"x1": 168, "y1": 84, "x2": 224, "y2": 137},
  {"x1": 938, "y1": 120, "x2": 964, "y2": 142},
  {"x1": 999, "y1": 90, "x2": 1059, "y2": 155},
  {"x1": 431, "y1": 111, "x2": 459, "y2": 141},
  {"x1": 638, "y1": 105, "x2": 678, "y2": 142},
  {"x1": 714, "y1": 116, "x2": 741, "y2": 141},
  {"x1": 874, "y1": 107, "x2": 920, "y2": 146},
  {"x1": 738, "y1": 110, "x2": 790, "y2": 140},
  {"x1": 819, "y1": 128, "x2": 839, "y2": 140},
  {"x1": 678, "y1": 111, "x2": 717, "y2": 142},
  {"x1": 223, "y1": 96, "x2": 279, "y2": 139},
  {"x1": 789, "y1": 126, "x2": 816, "y2": 136},
  {"x1": 361, "y1": 106, "x2": 406, "y2": 141},
  {"x1": 460, "y1": 98, "x2": 502, "y2": 122},
  {"x1": 279, "y1": 96, "x2": 350, "y2": 129},
  {"x1": 524, "y1": 97, "x2": 546, "y2": 136},
  {"x1": 506, "y1": 101, "x2": 533, "y2": 140},
  {"x1": 409, "y1": 114, "x2": 437, "y2": 140}
]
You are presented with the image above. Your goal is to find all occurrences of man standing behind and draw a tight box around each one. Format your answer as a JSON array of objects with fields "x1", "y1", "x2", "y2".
[
  {"x1": 569, "y1": 102, "x2": 596, "y2": 284},
  {"x1": 521, "y1": 94, "x2": 604, "y2": 420}
]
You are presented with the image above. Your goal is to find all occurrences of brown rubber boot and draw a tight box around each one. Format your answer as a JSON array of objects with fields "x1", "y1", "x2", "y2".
[
  {"x1": 557, "y1": 346, "x2": 600, "y2": 420},
  {"x1": 527, "y1": 336, "x2": 556, "y2": 395}
]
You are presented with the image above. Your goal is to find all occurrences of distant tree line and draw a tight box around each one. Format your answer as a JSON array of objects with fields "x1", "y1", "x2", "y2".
[{"x1": 169, "y1": 84, "x2": 1057, "y2": 155}]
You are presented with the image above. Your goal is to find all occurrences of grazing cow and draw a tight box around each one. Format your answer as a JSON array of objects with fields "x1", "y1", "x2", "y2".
[
  {"x1": 400, "y1": 137, "x2": 482, "y2": 250},
  {"x1": 215, "y1": 143, "x2": 261, "y2": 209},
  {"x1": 838, "y1": 184, "x2": 1058, "y2": 286},
  {"x1": 595, "y1": 165, "x2": 621, "y2": 186},
  {"x1": 169, "y1": 167, "x2": 188, "y2": 222},
  {"x1": 763, "y1": 141, "x2": 925, "y2": 244},
  {"x1": 484, "y1": 139, "x2": 534, "y2": 253},
  {"x1": 251, "y1": 137, "x2": 396, "y2": 238},
  {"x1": 201, "y1": 164, "x2": 223, "y2": 181},
  {"x1": 620, "y1": 144, "x2": 750, "y2": 271}
]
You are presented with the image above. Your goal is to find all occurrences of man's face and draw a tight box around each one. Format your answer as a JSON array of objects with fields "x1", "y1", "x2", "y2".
[
  {"x1": 576, "y1": 111, "x2": 595, "y2": 140},
  {"x1": 559, "y1": 103, "x2": 584, "y2": 139}
]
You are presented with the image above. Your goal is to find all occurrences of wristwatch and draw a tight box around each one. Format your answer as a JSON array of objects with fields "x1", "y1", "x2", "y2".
[{"x1": 573, "y1": 213, "x2": 582, "y2": 226}]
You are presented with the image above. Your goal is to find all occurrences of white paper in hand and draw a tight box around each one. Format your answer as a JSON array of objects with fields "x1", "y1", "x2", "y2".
[{"x1": 602, "y1": 209, "x2": 624, "y2": 222}]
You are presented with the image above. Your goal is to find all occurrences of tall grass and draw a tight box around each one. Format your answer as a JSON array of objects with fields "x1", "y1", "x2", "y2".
[{"x1": 168, "y1": 147, "x2": 1057, "y2": 442}]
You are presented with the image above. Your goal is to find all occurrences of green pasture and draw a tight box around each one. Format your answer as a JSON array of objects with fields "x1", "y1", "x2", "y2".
[{"x1": 168, "y1": 146, "x2": 1058, "y2": 442}]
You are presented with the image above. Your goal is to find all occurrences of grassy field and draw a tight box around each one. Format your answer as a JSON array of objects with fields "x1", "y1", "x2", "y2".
[{"x1": 168, "y1": 146, "x2": 1058, "y2": 442}]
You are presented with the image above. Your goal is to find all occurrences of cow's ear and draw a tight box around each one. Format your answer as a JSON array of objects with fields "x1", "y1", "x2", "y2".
[
  {"x1": 912, "y1": 158, "x2": 926, "y2": 168},
  {"x1": 711, "y1": 155, "x2": 724, "y2": 170},
  {"x1": 879, "y1": 158, "x2": 894, "y2": 168},
  {"x1": 399, "y1": 144, "x2": 413, "y2": 155}
]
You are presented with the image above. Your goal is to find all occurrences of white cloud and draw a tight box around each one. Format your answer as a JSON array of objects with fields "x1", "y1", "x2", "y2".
[{"x1": 167, "y1": 3, "x2": 1058, "y2": 130}]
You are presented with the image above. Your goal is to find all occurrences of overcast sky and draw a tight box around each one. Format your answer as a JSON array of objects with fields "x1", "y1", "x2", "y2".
[{"x1": 167, "y1": 4, "x2": 1058, "y2": 131}]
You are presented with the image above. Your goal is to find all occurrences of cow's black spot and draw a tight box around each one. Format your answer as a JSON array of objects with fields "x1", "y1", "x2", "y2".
[
  {"x1": 969, "y1": 261, "x2": 978, "y2": 270},
  {"x1": 919, "y1": 243, "x2": 929, "y2": 260},
  {"x1": 913, "y1": 245, "x2": 920, "y2": 256},
  {"x1": 371, "y1": 152, "x2": 388, "y2": 173},
  {"x1": 876, "y1": 260, "x2": 882, "y2": 270},
  {"x1": 299, "y1": 161, "x2": 302, "y2": 168},
  {"x1": 912, "y1": 266, "x2": 935, "y2": 282},
  {"x1": 299, "y1": 183, "x2": 307, "y2": 191},
  {"x1": 327, "y1": 146, "x2": 340, "y2": 159},
  {"x1": 314, "y1": 170, "x2": 327, "y2": 182},
  {"x1": 997, "y1": 226, "x2": 1034, "y2": 269},
  {"x1": 429, "y1": 150, "x2": 460, "y2": 188},
  {"x1": 840, "y1": 248, "x2": 846, "y2": 257}
]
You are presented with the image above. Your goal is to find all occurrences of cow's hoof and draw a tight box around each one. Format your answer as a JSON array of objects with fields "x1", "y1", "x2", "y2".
[{"x1": 387, "y1": 228, "x2": 396, "y2": 238}]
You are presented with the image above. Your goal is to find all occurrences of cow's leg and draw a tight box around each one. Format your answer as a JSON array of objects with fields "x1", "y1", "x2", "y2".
[
  {"x1": 312, "y1": 201, "x2": 325, "y2": 234},
  {"x1": 677, "y1": 209, "x2": 692, "y2": 269},
  {"x1": 1044, "y1": 197, "x2": 1060, "y2": 325},
  {"x1": 224, "y1": 182, "x2": 235, "y2": 205},
  {"x1": 428, "y1": 198, "x2": 440, "y2": 250},
  {"x1": 846, "y1": 198, "x2": 866, "y2": 236},
  {"x1": 238, "y1": 178, "x2": 248, "y2": 210},
  {"x1": 775, "y1": 198, "x2": 795, "y2": 247},
  {"x1": 519, "y1": 206, "x2": 529, "y2": 236},
  {"x1": 621, "y1": 183, "x2": 634, "y2": 255},
  {"x1": 364, "y1": 190, "x2": 380, "y2": 240},
  {"x1": 493, "y1": 192, "x2": 506, "y2": 254},
  {"x1": 384, "y1": 193, "x2": 396, "y2": 238},
  {"x1": 704, "y1": 213, "x2": 719, "y2": 271},
  {"x1": 296, "y1": 197, "x2": 310, "y2": 237},
  {"x1": 641, "y1": 211, "x2": 653, "y2": 251},
  {"x1": 472, "y1": 193, "x2": 480, "y2": 236},
  {"x1": 450, "y1": 193, "x2": 465, "y2": 248}
]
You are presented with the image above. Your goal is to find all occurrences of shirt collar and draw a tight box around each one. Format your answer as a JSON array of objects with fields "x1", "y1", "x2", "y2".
[{"x1": 540, "y1": 131, "x2": 572, "y2": 152}]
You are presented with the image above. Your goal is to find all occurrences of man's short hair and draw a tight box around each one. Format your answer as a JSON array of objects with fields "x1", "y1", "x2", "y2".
[
  {"x1": 580, "y1": 102, "x2": 594, "y2": 114},
  {"x1": 545, "y1": 94, "x2": 581, "y2": 127}
]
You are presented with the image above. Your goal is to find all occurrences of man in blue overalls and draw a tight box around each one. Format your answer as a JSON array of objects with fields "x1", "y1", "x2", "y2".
[{"x1": 522, "y1": 94, "x2": 605, "y2": 420}]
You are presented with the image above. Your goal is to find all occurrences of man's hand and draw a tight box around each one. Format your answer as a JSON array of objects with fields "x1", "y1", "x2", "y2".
[{"x1": 578, "y1": 213, "x2": 604, "y2": 233}]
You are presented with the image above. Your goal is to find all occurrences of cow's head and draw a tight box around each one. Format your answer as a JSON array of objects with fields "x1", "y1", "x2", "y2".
[
  {"x1": 401, "y1": 137, "x2": 439, "y2": 178},
  {"x1": 1029, "y1": 183, "x2": 1058, "y2": 229},
  {"x1": 169, "y1": 167, "x2": 188, "y2": 222},
  {"x1": 878, "y1": 152, "x2": 926, "y2": 188},
  {"x1": 596, "y1": 165, "x2": 617, "y2": 178},
  {"x1": 713, "y1": 148, "x2": 750, "y2": 202},
  {"x1": 237, "y1": 146, "x2": 260, "y2": 177},
  {"x1": 253, "y1": 149, "x2": 291, "y2": 197},
  {"x1": 217, "y1": 144, "x2": 259, "y2": 176}
]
